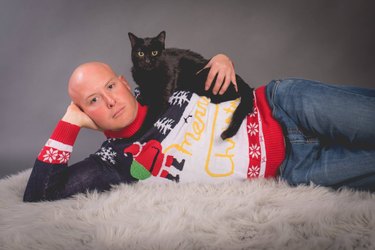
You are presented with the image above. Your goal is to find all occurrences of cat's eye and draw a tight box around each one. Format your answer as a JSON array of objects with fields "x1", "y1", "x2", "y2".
[
  {"x1": 151, "y1": 51, "x2": 158, "y2": 56},
  {"x1": 137, "y1": 51, "x2": 144, "y2": 57}
]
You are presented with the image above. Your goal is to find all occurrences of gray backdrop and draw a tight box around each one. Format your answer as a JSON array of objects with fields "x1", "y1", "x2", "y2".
[{"x1": 1, "y1": 0, "x2": 374, "y2": 178}]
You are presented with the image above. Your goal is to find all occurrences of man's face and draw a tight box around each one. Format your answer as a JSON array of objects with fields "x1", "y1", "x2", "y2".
[{"x1": 73, "y1": 73, "x2": 138, "y2": 131}]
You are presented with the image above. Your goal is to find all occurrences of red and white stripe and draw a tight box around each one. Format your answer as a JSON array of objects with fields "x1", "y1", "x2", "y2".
[
  {"x1": 246, "y1": 92, "x2": 267, "y2": 178},
  {"x1": 37, "y1": 120, "x2": 80, "y2": 165}
]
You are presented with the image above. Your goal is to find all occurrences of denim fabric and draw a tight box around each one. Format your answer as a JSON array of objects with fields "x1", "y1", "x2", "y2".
[{"x1": 266, "y1": 79, "x2": 375, "y2": 191}]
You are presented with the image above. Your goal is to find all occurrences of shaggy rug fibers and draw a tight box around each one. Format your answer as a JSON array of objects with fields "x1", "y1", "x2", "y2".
[{"x1": 0, "y1": 169, "x2": 374, "y2": 250}]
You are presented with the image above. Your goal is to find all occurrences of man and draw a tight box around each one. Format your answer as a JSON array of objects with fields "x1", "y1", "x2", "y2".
[{"x1": 24, "y1": 59, "x2": 375, "y2": 202}]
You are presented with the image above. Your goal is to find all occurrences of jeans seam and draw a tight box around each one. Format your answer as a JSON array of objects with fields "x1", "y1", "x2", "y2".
[
  {"x1": 287, "y1": 128, "x2": 319, "y2": 144},
  {"x1": 270, "y1": 80, "x2": 281, "y2": 118}
]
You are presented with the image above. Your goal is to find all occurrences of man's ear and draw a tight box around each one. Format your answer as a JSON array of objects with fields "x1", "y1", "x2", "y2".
[{"x1": 119, "y1": 75, "x2": 131, "y2": 90}]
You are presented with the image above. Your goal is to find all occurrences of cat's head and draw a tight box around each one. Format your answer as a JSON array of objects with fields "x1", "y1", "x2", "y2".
[{"x1": 128, "y1": 31, "x2": 166, "y2": 70}]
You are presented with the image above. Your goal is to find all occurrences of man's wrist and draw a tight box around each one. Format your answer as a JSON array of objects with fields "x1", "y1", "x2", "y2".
[{"x1": 62, "y1": 113, "x2": 83, "y2": 127}]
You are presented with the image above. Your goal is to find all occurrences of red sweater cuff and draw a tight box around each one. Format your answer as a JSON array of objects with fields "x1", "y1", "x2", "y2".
[{"x1": 50, "y1": 120, "x2": 81, "y2": 146}]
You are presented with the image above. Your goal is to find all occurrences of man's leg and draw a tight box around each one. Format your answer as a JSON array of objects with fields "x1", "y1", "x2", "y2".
[
  {"x1": 266, "y1": 79, "x2": 375, "y2": 191},
  {"x1": 269, "y1": 78, "x2": 375, "y2": 147}
]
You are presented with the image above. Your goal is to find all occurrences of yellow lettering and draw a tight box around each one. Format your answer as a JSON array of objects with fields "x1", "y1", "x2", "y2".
[
  {"x1": 213, "y1": 138, "x2": 236, "y2": 176},
  {"x1": 165, "y1": 132, "x2": 196, "y2": 155},
  {"x1": 223, "y1": 99, "x2": 239, "y2": 125},
  {"x1": 205, "y1": 101, "x2": 238, "y2": 177},
  {"x1": 164, "y1": 96, "x2": 238, "y2": 179},
  {"x1": 206, "y1": 138, "x2": 236, "y2": 177},
  {"x1": 192, "y1": 120, "x2": 204, "y2": 136},
  {"x1": 164, "y1": 96, "x2": 209, "y2": 156}
]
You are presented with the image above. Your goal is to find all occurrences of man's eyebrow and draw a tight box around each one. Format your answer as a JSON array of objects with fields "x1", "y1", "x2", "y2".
[
  {"x1": 104, "y1": 77, "x2": 116, "y2": 87},
  {"x1": 85, "y1": 93, "x2": 96, "y2": 102},
  {"x1": 84, "y1": 77, "x2": 116, "y2": 102}
]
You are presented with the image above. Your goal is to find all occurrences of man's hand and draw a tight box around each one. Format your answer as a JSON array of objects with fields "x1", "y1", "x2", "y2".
[
  {"x1": 201, "y1": 54, "x2": 238, "y2": 95},
  {"x1": 62, "y1": 102, "x2": 101, "y2": 130}
]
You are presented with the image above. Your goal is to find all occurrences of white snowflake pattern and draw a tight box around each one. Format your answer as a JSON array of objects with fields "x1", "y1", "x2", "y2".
[
  {"x1": 249, "y1": 144, "x2": 261, "y2": 159},
  {"x1": 134, "y1": 88, "x2": 141, "y2": 99},
  {"x1": 248, "y1": 165, "x2": 260, "y2": 177},
  {"x1": 106, "y1": 138, "x2": 118, "y2": 143},
  {"x1": 43, "y1": 148, "x2": 59, "y2": 163},
  {"x1": 247, "y1": 123, "x2": 259, "y2": 136},
  {"x1": 57, "y1": 151, "x2": 70, "y2": 164},
  {"x1": 154, "y1": 117, "x2": 174, "y2": 135},
  {"x1": 169, "y1": 91, "x2": 189, "y2": 107},
  {"x1": 249, "y1": 107, "x2": 258, "y2": 117},
  {"x1": 95, "y1": 146, "x2": 117, "y2": 164}
]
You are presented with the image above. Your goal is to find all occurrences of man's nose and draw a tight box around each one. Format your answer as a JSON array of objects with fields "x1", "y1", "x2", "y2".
[{"x1": 104, "y1": 94, "x2": 116, "y2": 108}]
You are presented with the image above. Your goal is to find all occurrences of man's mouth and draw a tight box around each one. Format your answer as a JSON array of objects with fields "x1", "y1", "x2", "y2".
[{"x1": 113, "y1": 106, "x2": 125, "y2": 118}]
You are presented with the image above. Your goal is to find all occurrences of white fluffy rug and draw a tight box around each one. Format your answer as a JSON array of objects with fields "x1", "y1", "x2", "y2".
[{"x1": 0, "y1": 169, "x2": 374, "y2": 250}]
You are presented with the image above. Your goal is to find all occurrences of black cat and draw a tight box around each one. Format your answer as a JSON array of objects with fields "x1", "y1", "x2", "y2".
[{"x1": 128, "y1": 31, "x2": 254, "y2": 139}]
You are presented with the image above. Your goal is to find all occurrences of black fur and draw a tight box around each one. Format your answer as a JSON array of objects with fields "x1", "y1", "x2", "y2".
[{"x1": 128, "y1": 31, "x2": 254, "y2": 139}]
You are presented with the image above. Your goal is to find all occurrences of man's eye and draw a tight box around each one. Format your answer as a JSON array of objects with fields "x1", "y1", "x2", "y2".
[
  {"x1": 90, "y1": 97, "x2": 98, "y2": 104},
  {"x1": 137, "y1": 51, "x2": 144, "y2": 57},
  {"x1": 151, "y1": 51, "x2": 158, "y2": 56},
  {"x1": 108, "y1": 83, "x2": 115, "y2": 89}
]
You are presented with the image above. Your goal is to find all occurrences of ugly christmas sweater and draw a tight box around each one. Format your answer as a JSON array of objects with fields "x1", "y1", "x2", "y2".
[{"x1": 24, "y1": 86, "x2": 285, "y2": 202}]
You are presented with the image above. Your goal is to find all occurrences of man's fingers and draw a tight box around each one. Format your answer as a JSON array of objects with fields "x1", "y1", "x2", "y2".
[
  {"x1": 213, "y1": 72, "x2": 225, "y2": 95},
  {"x1": 205, "y1": 66, "x2": 216, "y2": 91},
  {"x1": 204, "y1": 60, "x2": 212, "y2": 69},
  {"x1": 219, "y1": 73, "x2": 232, "y2": 95}
]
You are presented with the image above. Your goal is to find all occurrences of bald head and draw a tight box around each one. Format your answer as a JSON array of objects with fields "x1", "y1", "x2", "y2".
[
  {"x1": 64, "y1": 61, "x2": 138, "y2": 131},
  {"x1": 68, "y1": 62, "x2": 117, "y2": 104}
]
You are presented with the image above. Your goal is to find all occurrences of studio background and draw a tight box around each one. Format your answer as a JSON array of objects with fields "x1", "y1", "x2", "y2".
[{"x1": 1, "y1": 0, "x2": 374, "y2": 178}]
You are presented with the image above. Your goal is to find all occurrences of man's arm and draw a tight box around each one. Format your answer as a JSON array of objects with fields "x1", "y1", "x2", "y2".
[
  {"x1": 23, "y1": 119, "x2": 81, "y2": 201},
  {"x1": 23, "y1": 104, "x2": 130, "y2": 202}
]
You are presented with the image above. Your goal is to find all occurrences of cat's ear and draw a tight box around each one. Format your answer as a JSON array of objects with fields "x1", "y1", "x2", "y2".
[
  {"x1": 156, "y1": 31, "x2": 166, "y2": 44},
  {"x1": 128, "y1": 32, "x2": 138, "y2": 48}
]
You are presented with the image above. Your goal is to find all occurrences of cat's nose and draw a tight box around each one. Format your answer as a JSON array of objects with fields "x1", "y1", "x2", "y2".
[{"x1": 145, "y1": 58, "x2": 150, "y2": 63}]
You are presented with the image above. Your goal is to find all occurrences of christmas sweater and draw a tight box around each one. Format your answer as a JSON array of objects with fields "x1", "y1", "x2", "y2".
[{"x1": 24, "y1": 86, "x2": 285, "y2": 201}]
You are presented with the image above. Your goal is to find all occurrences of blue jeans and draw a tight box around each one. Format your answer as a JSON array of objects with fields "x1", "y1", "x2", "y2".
[{"x1": 266, "y1": 79, "x2": 375, "y2": 191}]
